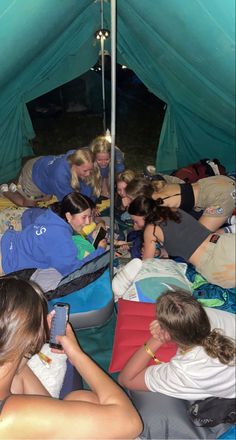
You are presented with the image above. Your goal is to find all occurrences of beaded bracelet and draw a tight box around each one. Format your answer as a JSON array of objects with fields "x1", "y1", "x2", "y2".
[{"x1": 144, "y1": 342, "x2": 162, "y2": 364}]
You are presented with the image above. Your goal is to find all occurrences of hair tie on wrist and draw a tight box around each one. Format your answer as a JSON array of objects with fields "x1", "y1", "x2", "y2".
[{"x1": 144, "y1": 342, "x2": 162, "y2": 364}]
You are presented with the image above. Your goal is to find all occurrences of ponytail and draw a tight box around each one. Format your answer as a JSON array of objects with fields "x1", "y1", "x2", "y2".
[{"x1": 202, "y1": 329, "x2": 236, "y2": 365}]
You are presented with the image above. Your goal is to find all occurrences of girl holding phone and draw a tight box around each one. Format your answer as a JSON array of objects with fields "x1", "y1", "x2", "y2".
[
  {"x1": 0, "y1": 192, "x2": 107, "y2": 276},
  {"x1": 0, "y1": 277, "x2": 143, "y2": 440}
]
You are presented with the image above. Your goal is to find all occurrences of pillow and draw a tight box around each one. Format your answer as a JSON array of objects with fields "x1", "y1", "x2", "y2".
[
  {"x1": 28, "y1": 343, "x2": 67, "y2": 398},
  {"x1": 109, "y1": 298, "x2": 177, "y2": 373},
  {"x1": 123, "y1": 258, "x2": 192, "y2": 302}
]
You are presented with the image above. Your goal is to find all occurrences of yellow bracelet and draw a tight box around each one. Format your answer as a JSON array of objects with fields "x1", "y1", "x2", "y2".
[{"x1": 144, "y1": 342, "x2": 162, "y2": 364}]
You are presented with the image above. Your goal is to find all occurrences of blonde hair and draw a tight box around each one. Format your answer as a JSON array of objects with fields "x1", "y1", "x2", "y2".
[
  {"x1": 67, "y1": 148, "x2": 100, "y2": 198},
  {"x1": 116, "y1": 169, "x2": 136, "y2": 185},
  {"x1": 89, "y1": 136, "x2": 124, "y2": 198}
]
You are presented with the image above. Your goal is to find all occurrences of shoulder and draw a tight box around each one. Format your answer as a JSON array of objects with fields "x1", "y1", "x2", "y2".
[
  {"x1": 115, "y1": 147, "x2": 124, "y2": 160},
  {"x1": 205, "y1": 308, "x2": 236, "y2": 338},
  {"x1": 144, "y1": 223, "x2": 161, "y2": 240},
  {"x1": 0, "y1": 394, "x2": 82, "y2": 439}
]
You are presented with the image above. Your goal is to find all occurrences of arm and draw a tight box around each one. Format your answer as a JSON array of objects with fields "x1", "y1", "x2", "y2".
[
  {"x1": 77, "y1": 243, "x2": 106, "y2": 265},
  {"x1": 118, "y1": 321, "x2": 171, "y2": 391},
  {"x1": 1, "y1": 323, "x2": 142, "y2": 440},
  {"x1": 55, "y1": 324, "x2": 143, "y2": 439},
  {"x1": 142, "y1": 224, "x2": 161, "y2": 259}
]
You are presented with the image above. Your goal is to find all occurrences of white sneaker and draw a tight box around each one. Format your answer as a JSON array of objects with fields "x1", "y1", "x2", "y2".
[
  {"x1": 9, "y1": 183, "x2": 17, "y2": 192},
  {"x1": 0, "y1": 184, "x2": 9, "y2": 193},
  {"x1": 112, "y1": 258, "x2": 142, "y2": 298}
]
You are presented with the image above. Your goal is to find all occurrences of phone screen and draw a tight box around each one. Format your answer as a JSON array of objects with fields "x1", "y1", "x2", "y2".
[
  {"x1": 49, "y1": 303, "x2": 69, "y2": 350},
  {"x1": 93, "y1": 227, "x2": 107, "y2": 249}
]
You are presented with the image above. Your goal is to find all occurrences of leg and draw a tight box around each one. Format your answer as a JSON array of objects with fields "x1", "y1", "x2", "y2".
[
  {"x1": 198, "y1": 214, "x2": 229, "y2": 232},
  {"x1": 2, "y1": 191, "x2": 37, "y2": 207}
]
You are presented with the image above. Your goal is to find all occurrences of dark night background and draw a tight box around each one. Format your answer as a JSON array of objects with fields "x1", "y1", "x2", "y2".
[{"x1": 27, "y1": 62, "x2": 165, "y2": 172}]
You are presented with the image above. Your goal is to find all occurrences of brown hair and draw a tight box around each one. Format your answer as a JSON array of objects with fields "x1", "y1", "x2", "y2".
[
  {"x1": 128, "y1": 195, "x2": 180, "y2": 225},
  {"x1": 0, "y1": 277, "x2": 49, "y2": 364},
  {"x1": 116, "y1": 169, "x2": 136, "y2": 185},
  {"x1": 126, "y1": 177, "x2": 166, "y2": 200},
  {"x1": 156, "y1": 290, "x2": 236, "y2": 365}
]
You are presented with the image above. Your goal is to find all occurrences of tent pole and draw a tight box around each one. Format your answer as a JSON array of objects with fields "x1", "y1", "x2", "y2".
[
  {"x1": 100, "y1": 0, "x2": 106, "y2": 133},
  {"x1": 100, "y1": 37, "x2": 106, "y2": 133},
  {"x1": 109, "y1": 0, "x2": 116, "y2": 280}
]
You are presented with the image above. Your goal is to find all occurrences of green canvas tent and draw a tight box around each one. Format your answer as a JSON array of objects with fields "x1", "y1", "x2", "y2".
[{"x1": 0, "y1": 0, "x2": 235, "y2": 183}]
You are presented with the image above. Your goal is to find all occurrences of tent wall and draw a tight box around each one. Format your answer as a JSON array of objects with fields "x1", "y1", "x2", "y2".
[
  {"x1": 115, "y1": 0, "x2": 235, "y2": 172},
  {"x1": 0, "y1": 0, "x2": 235, "y2": 183},
  {"x1": 0, "y1": 0, "x2": 100, "y2": 183}
]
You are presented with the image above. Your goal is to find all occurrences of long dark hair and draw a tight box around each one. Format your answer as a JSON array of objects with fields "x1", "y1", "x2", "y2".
[
  {"x1": 156, "y1": 290, "x2": 236, "y2": 365},
  {"x1": 51, "y1": 192, "x2": 95, "y2": 222},
  {"x1": 128, "y1": 195, "x2": 180, "y2": 225}
]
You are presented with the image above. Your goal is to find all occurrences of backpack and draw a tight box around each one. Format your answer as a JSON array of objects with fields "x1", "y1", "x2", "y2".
[
  {"x1": 171, "y1": 158, "x2": 226, "y2": 183},
  {"x1": 188, "y1": 396, "x2": 236, "y2": 427}
]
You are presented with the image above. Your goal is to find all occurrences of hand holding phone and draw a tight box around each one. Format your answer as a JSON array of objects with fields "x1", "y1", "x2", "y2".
[
  {"x1": 49, "y1": 303, "x2": 70, "y2": 350},
  {"x1": 93, "y1": 226, "x2": 107, "y2": 249}
]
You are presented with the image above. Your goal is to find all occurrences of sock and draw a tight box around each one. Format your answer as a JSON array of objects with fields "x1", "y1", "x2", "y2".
[
  {"x1": 224, "y1": 224, "x2": 236, "y2": 233},
  {"x1": 226, "y1": 215, "x2": 236, "y2": 225}
]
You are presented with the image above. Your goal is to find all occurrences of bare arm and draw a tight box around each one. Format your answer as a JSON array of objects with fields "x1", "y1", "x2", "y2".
[
  {"x1": 118, "y1": 321, "x2": 171, "y2": 391},
  {"x1": 142, "y1": 224, "x2": 162, "y2": 259},
  {"x1": 1, "y1": 326, "x2": 143, "y2": 440}
]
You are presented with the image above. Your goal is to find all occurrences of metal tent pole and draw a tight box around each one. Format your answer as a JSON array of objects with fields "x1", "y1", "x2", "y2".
[
  {"x1": 109, "y1": 0, "x2": 116, "y2": 279},
  {"x1": 100, "y1": 0, "x2": 106, "y2": 133}
]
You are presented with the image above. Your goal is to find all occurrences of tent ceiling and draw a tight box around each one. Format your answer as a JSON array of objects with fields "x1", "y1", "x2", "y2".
[{"x1": 0, "y1": 0, "x2": 235, "y2": 182}]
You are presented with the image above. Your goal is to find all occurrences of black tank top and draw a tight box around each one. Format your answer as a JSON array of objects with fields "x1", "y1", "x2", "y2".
[{"x1": 158, "y1": 209, "x2": 210, "y2": 260}]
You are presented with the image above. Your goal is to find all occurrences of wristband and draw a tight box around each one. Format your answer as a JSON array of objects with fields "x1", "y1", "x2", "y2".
[{"x1": 144, "y1": 342, "x2": 161, "y2": 364}]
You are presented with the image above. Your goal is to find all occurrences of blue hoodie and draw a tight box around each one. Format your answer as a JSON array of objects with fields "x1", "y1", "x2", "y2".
[
  {"x1": 1, "y1": 209, "x2": 104, "y2": 276},
  {"x1": 32, "y1": 150, "x2": 95, "y2": 201}
]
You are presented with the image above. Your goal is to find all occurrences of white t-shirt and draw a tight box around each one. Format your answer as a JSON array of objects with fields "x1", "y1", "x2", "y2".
[{"x1": 145, "y1": 307, "x2": 236, "y2": 400}]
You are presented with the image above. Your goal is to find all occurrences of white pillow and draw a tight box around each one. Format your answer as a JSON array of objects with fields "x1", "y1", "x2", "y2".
[
  {"x1": 123, "y1": 258, "x2": 192, "y2": 302},
  {"x1": 28, "y1": 343, "x2": 67, "y2": 398}
]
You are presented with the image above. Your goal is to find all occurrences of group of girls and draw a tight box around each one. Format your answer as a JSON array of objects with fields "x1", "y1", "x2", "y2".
[
  {"x1": 0, "y1": 136, "x2": 145, "y2": 440},
  {"x1": 115, "y1": 169, "x2": 235, "y2": 433},
  {"x1": 0, "y1": 138, "x2": 235, "y2": 438},
  {"x1": 2, "y1": 134, "x2": 125, "y2": 206},
  {"x1": 115, "y1": 170, "x2": 236, "y2": 289},
  {"x1": 0, "y1": 135, "x2": 125, "y2": 276},
  {"x1": 1, "y1": 140, "x2": 235, "y2": 287}
]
